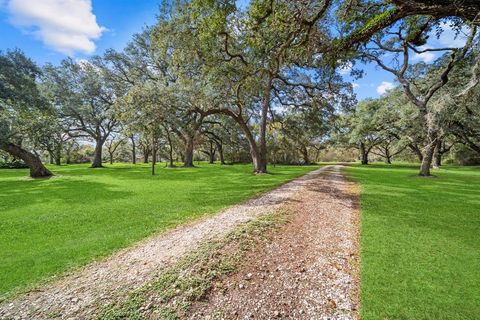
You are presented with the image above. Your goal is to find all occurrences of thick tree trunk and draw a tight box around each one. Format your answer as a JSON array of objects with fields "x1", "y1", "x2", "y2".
[
  {"x1": 1, "y1": 143, "x2": 52, "y2": 178},
  {"x1": 419, "y1": 142, "x2": 436, "y2": 176},
  {"x1": 361, "y1": 153, "x2": 368, "y2": 165},
  {"x1": 246, "y1": 137, "x2": 261, "y2": 171},
  {"x1": 359, "y1": 142, "x2": 369, "y2": 165},
  {"x1": 216, "y1": 141, "x2": 225, "y2": 165},
  {"x1": 208, "y1": 142, "x2": 215, "y2": 164},
  {"x1": 230, "y1": 112, "x2": 266, "y2": 173},
  {"x1": 184, "y1": 135, "x2": 195, "y2": 167},
  {"x1": 251, "y1": 151, "x2": 266, "y2": 173},
  {"x1": 109, "y1": 153, "x2": 113, "y2": 165},
  {"x1": 256, "y1": 81, "x2": 271, "y2": 174},
  {"x1": 247, "y1": 131, "x2": 267, "y2": 173},
  {"x1": 300, "y1": 145, "x2": 310, "y2": 165},
  {"x1": 419, "y1": 111, "x2": 438, "y2": 176},
  {"x1": 91, "y1": 138, "x2": 104, "y2": 168},
  {"x1": 433, "y1": 140, "x2": 442, "y2": 168}
]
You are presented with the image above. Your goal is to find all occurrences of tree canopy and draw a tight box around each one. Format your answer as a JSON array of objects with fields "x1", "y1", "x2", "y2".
[{"x1": 1, "y1": 0, "x2": 479, "y2": 177}]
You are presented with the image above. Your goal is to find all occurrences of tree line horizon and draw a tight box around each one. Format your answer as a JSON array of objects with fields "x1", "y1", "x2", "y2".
[{"x1": 1, "y1": 0, "x2": 479, "y2": 178}]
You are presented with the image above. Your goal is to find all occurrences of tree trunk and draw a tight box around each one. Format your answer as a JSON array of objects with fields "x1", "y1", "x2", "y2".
[
  {"x1": 418, "y1": 112, "x2": 439, "y2": 175},
  {"x1": 385, "y1": 147, "x2": 392, "y2": 164},
  {"x1": 151, "y1": 149, "x2": 156, "y2": 175},
  {"x1": 166, "y1": 130, "x2": 175, "y2": 167},
  {"x1": 151, "y1": 136, "x2": 157, "y2": 176},
  {"x1": 143, "y1": 151, "x2": 149, "y2": 163},
  {"x1": 251, "y1": 151, "x2": 266, "y2": 173},
  {"x1": 208, "y1": 142, "x2": 215, "y2": 164},
  {"x1": 131, "y1": 136, "x2": 136, "y2": 165},
  {"x1": 66, "y1": 148, "x2": 71, "y2": 165},
  {"x1": 433, "y1": 140, "x2": 442, "y2": 168},
  {"x1": 91, "y1": 138, "x2": 104, "y2": 168},
  {"x1": 256, "y1": 81, "x2": 272, "y2": 174},
  {"x1": 183, "y1": 136, "x2": 195, "y2": 167},
  {"x1": 151, "y1": 148, "x2": 156, "y2": 175},
  {"x1": 359, "y1": 142, "x2": 369, "y2": 165},
  {"x1": 240, "y1": 121, "x2": 264, "y2": 172},
  {"x1": 109, "y1": 153, "x2": 113, "y2": 165},
  {"x1": 1, "y1": 143, "x2": 53, "y2": 178},
  {"x1": 408, "y1": 143, "x2": 423, "y2": 162},
  {"x1": 230, "y1": 113, "x2": 266, "y2": 173},
  {"x1": 55, "y1": 146, "x2": 61, "y2": 166},
  {"x1": 419, "y1": 142, "x2": 436, "y2": 176},
  {"x1": 300, "y1": 145, "x2": 310, "y2": 165},
  {"x1": 216, "y1": 141, "x2": 225, "y2": 165},
  {"x1": 48, "y1": 151, "x2": 54, "y2": 165}
]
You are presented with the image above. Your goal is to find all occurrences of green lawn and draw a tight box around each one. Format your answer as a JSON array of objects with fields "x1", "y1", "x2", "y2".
[
  {"x1": 0, "y1": 162, "x2": 318, "y2": 298},
  {"x1": 346, "y1": 163, "x2": 480, "y2": 320}
]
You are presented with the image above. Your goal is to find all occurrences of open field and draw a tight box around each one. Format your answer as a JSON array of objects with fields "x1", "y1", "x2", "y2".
[
  {"x1": 0, "y1": 163, "x2": 318, "y2": 297},
  {"x1": 346, "y1": 164, "x2": 480, "y2": 320}
]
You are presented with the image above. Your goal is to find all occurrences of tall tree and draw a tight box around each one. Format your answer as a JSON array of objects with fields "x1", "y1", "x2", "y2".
[
  {"x1": 44, "y1": 59, "x2": 119, "y2": 168},
  {"x1": 181, "y1": 0, "x2": 348, "y2": 172},
  {"x1": 359, "y1": 19, "x2": 477, "y2": 175},
  {"x1": 0, "y1": 50, "x2": 53, "y2": 178},
  {"x1": 281, "y1": 102, "x2": 335, "y2": 165}
]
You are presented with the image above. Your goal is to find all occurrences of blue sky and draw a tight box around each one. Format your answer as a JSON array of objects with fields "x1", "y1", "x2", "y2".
[
  {"x1": 0, "y1": 0, "x2": 465, "y2": 101},
  {"x1": 0, "y1": 0, "x2": 159, "y2": 64}
]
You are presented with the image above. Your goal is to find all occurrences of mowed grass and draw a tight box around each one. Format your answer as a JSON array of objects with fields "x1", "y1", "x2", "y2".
[
  {"x1": 346, "y1": 163, "x2": 480, "y2": 320},
  {"x1": 0, "y1": 162, "x2": 318, "y2": 298}
]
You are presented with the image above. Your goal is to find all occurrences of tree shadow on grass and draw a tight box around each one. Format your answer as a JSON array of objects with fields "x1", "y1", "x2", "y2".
[{"x1": 0, "y1": 177, "x2": 133, "y2": 212}]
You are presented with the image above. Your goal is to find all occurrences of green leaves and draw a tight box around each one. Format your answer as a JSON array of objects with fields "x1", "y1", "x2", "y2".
[{"x1": 0, "y1": 50, "x2": 56, "y2": 148}]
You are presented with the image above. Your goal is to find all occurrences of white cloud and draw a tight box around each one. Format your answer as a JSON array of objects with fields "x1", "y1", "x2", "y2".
[
  {"x1": 351, "y1": 83, "x2": 359, "y2": 89},
  {"x1": 6, "y1": 0, "x2": 106, "y2": 55},
  {"x1": 412, "y1": 45, "x2": 436, "y2": 63},
  {"x1": 376, "y1": 81, "x2": 394, "y2": 95}
]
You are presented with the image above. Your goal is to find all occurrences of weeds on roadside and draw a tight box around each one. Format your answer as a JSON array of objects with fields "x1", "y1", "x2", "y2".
[{"x1": 99, "y1": 211, "x2": 290, "y2": 319}]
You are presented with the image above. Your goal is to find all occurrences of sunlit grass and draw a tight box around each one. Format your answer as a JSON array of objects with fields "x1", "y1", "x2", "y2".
[
  {"x1": 0, "y1": 162, "x2": 318, "y2": 297},
  {"x1": 346, "y1": 163, "x2": 480, "y2": 320}
]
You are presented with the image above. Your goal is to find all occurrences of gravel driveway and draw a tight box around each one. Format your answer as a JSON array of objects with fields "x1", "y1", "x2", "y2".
[
  {"x1": 0, "y1": 166, "x2": 334, "y2": 320},
  {"x1": 189, "y1": 165, "x2": 360, "y2": 319}
]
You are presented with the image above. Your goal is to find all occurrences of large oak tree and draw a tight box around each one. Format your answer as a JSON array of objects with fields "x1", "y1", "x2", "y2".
[{"x1": 0, "y1": 50, "x2": 53, "y2": 178}]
